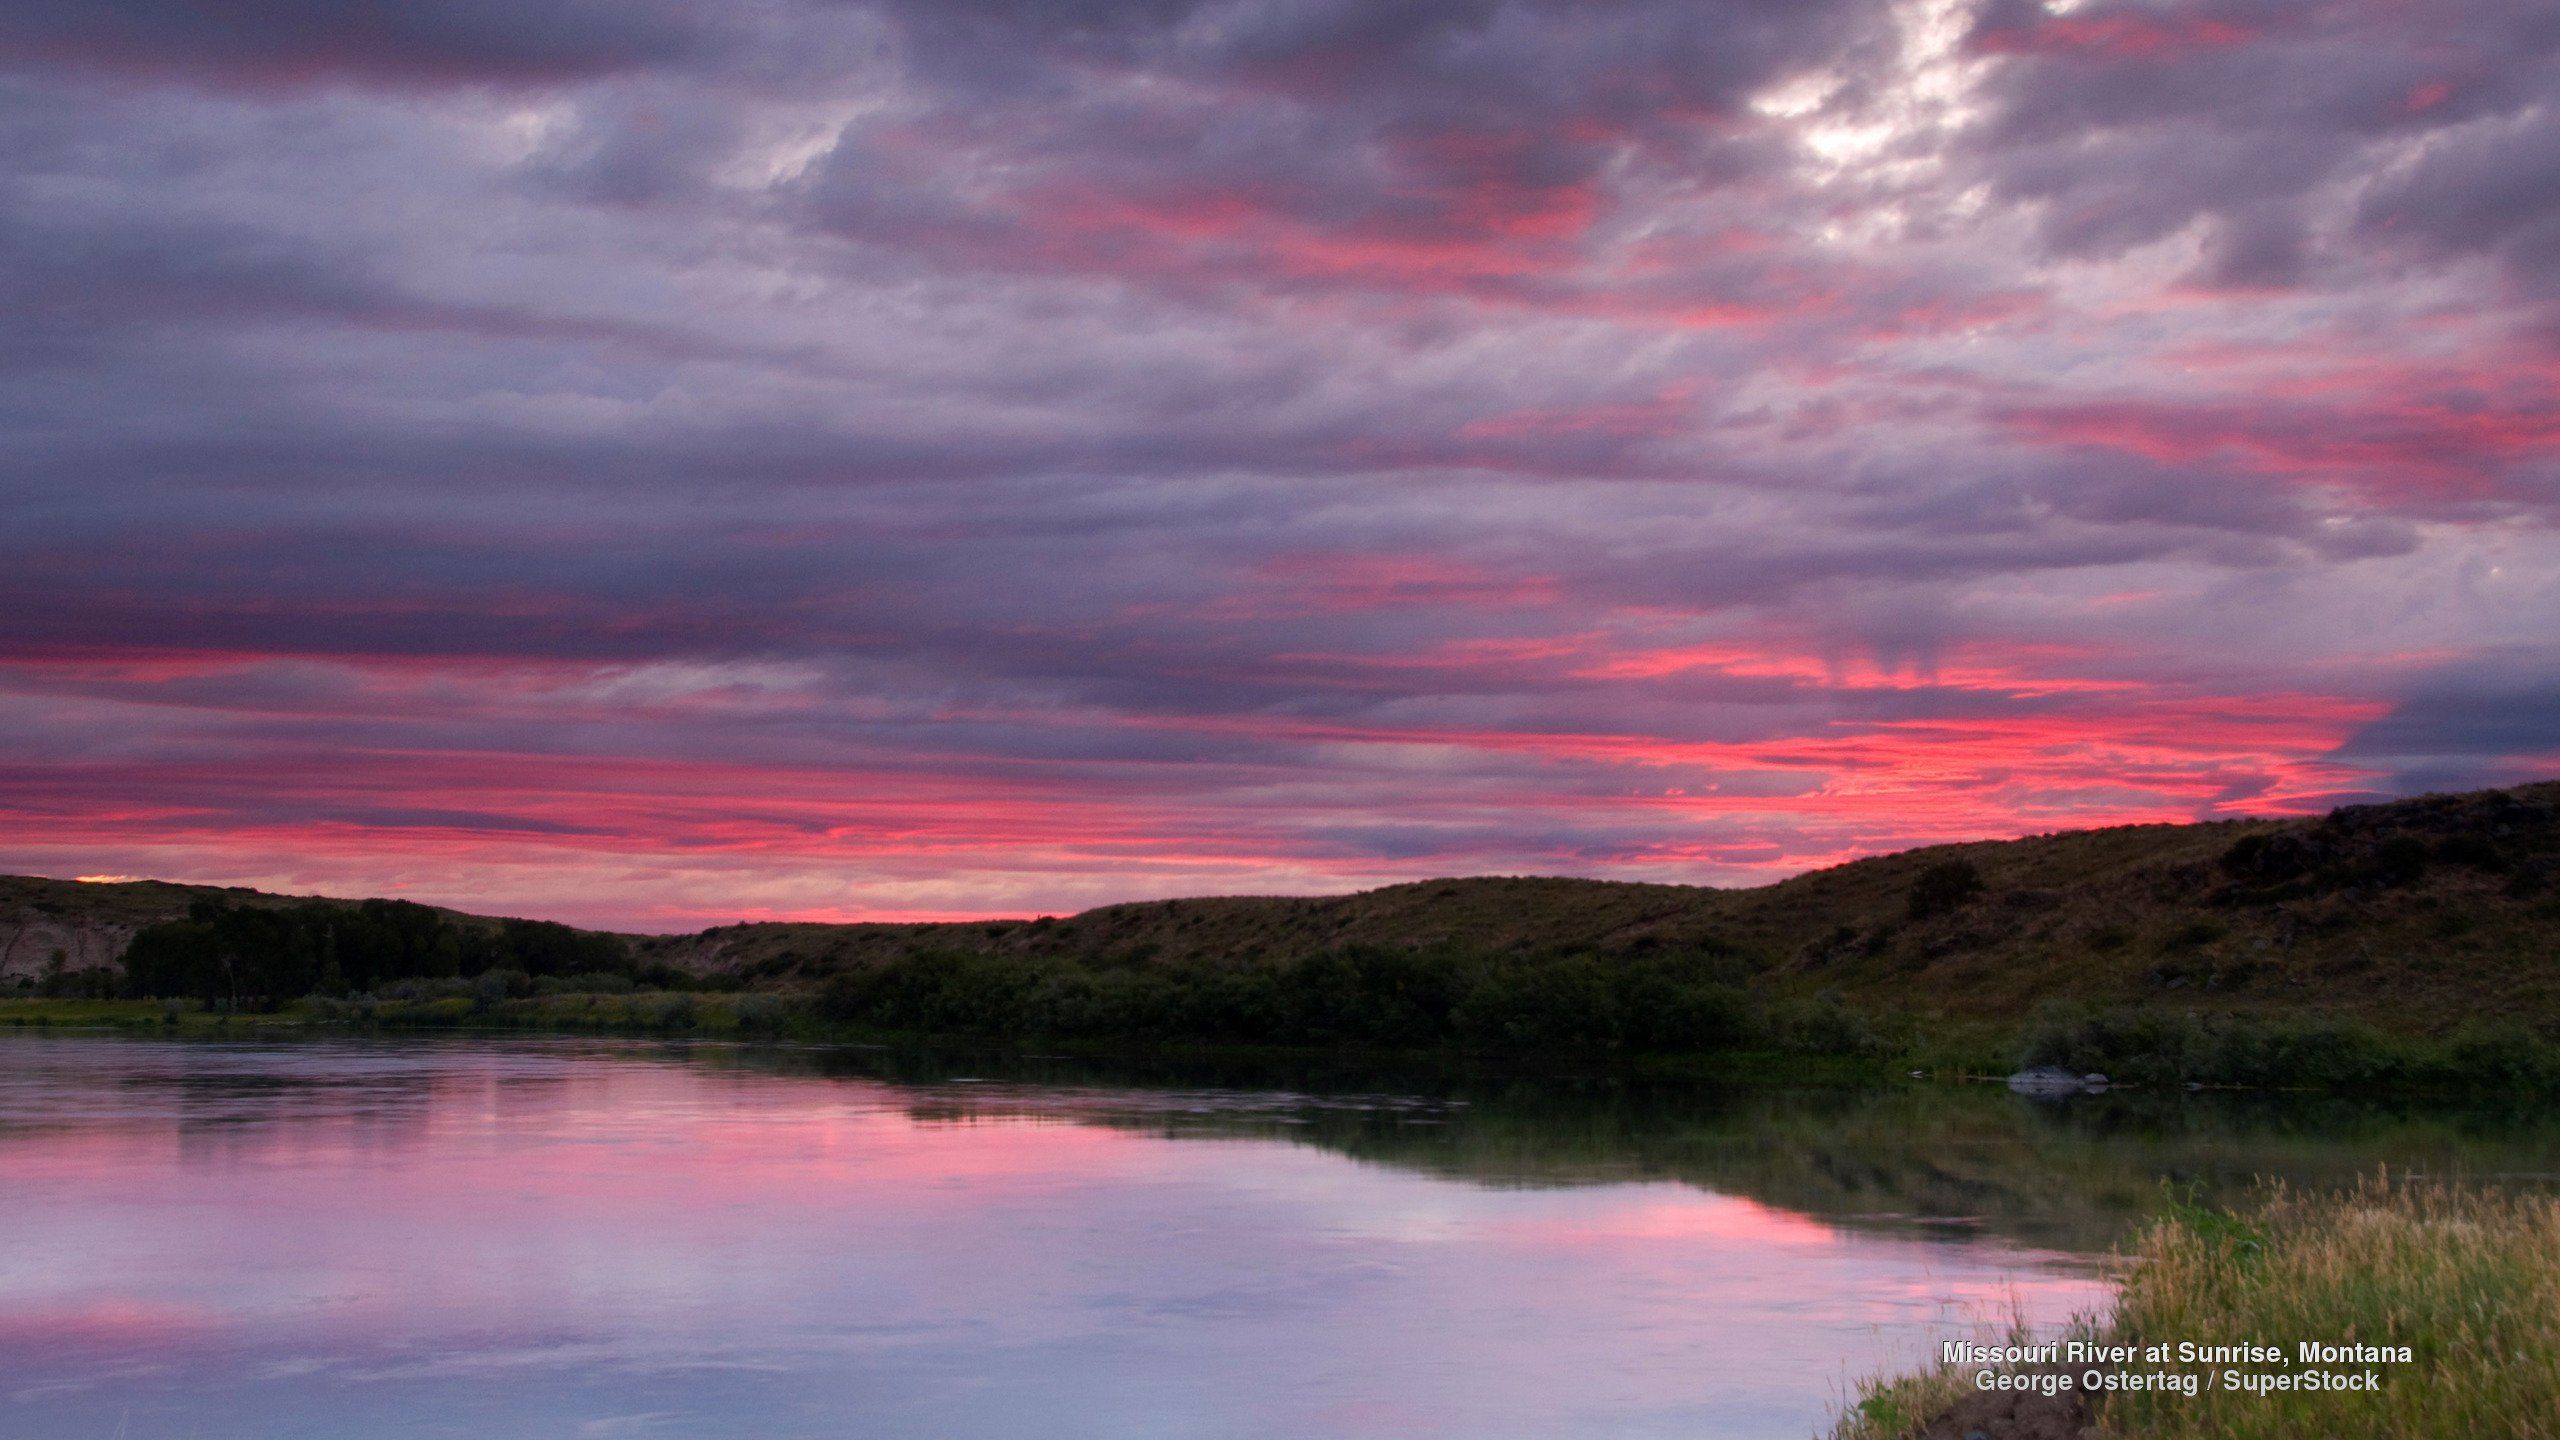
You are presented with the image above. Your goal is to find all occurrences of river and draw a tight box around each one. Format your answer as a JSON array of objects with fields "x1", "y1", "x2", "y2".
[{"x1": 4, "y1": 1031, "x2": 2553, "y2": 1439}]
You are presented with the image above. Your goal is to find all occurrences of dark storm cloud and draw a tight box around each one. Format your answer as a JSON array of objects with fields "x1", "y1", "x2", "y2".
[{"x1": 2334, "y1": 652, "x2": 2560, "y2": 793}]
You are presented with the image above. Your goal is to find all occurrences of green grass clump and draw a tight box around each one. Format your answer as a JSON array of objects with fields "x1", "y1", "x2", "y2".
[
  {"x1": 1831, "y1": 1365, "x2": 1976, "y2": 1440},
  {"x1": 1830, "y1": 1315, "x2": 2072, "y2": 1440},
  {"x1": 0, "y1": 997, "x2": 264, "y2": 1030},
  {"x1": 0, "y1": 998, "x2": 165, "y2": 1025}
]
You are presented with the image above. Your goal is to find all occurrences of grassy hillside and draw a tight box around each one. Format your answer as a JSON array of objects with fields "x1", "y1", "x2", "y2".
[
  {"x1": 632, "y1": 780, "x2": 2560, "y2": 1037},
  {"x1": 12, "y1": 779, "x2": 2560, "y2": 1039}
]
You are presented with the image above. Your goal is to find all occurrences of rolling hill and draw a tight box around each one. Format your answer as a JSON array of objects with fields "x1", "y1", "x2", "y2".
[{"x1": 10, "y1": 779, "x2": 2559, "y2": 1036}]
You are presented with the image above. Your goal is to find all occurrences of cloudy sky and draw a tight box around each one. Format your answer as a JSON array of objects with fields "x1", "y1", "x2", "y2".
[{"x1": 4, "y1": 0, "x2": 2558, "y2": 929}]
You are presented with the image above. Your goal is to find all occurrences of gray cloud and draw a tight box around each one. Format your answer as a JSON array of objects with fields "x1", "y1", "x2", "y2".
[
  {"x1": 2, "y1": 0, "x2": 2557, "y2": 922},
  {"x1": 0, "y1": 0, "x2": 719, "y2": 88}
]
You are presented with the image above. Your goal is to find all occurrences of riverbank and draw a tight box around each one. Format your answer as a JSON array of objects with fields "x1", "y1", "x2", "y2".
[
  {"x1": 1833, "y1": 1177, "x2": 2560, "y2": 1440},
  {"x1": 0, "y1": 994, "x2": 1920, "y2": 1089},
  {"x1": 12, "y1": 986, "x2": 2560, "y2": 1100}
]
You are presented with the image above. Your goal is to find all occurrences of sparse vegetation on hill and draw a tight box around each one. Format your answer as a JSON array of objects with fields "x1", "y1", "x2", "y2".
[
  {"x1": 613, "y1": 781, "x2": 2560, "y2": 1046},
  {"x1": 11, "y1": 780, "x2": 2560, "y2": 1085}
]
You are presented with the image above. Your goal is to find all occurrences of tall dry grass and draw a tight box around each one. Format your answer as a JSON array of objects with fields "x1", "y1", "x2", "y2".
[
  {"x1": 2104, "y1": 1175, "x2": 2560, "y2": 1439},
  {"x1": 1831, "y1": 1175, "x2": 2560, "y2": 1439}
]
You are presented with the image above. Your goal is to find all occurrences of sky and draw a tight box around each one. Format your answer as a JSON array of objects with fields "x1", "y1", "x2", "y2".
[{"x1": 4, "y1": 0, "x2": 2559, "y2": 931}]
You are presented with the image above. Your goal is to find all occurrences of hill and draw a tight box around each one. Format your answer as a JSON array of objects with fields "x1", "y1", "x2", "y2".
[
  {"x1": 635, "y1": 780, "x2": 2560, "y2": 1036},
  {"x1": 10, "y1": 779, "x2": 2560, "y2": 1037},
  {"x1": 0, "y1": 874, "x2": 537, "y2": 988}
]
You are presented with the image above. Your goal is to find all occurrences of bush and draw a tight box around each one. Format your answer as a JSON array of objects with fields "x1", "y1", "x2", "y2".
[
  {"x1": 2022, "y1": 1003, "x2": 2203, "y2": 1084},
  {"x1": 2016, "y1": 1004, "x2": 2548, "y2": 1094},
  {"x1": 2444, "y1": 1022, "x2": 2560, "y2": 1090},
  {"x1": 1768, "y1": 991, "x2": 1889, "y2": 1057},
  {"x1": 36, "y1": 965, "x2": 118, "y2": 1000},
  {"x1": 801, "y1": 942, "x2": 1821, "y2": 1059},
  {"x1": 120, "y1": 897, "x2": 637, "y2": 1005},
  {"x1": 1613, "y1": 965, "x2": 1753, "y2": 1052},
  {"x1": 1450, "y1": 956, "x2": 1618, "y2": 1050},
  {"x1": 2213, "y1": 1017, "x2": 2393, "y2": 1090},
  {"x1": 382, "y1": 977, "x2": 469, "y2": 1003},
  {"x1": 2372, "y1": 835, "x2": 2434, "y2": 887},
  {"x1": 646, "y1": 993, "x2": 698, "y2": 1029},
  {"x1": 1906, "y1": 859, "x2": 1985, "y2": 921},
  {"x1": 2435, "y1": 834, "x2": 2510, "y2": 872},
  {"x1": 471, "y1": 968, "x2": 532, "y2": 1009},
  {"x1": 2219, "y1": 830, "x2": 2316, "y2": 883}
]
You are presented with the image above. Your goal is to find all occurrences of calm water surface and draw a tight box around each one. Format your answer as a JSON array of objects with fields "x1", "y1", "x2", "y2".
[{"x1": 4, "y1": 1031, "x2": 2550, "y2": 1439}]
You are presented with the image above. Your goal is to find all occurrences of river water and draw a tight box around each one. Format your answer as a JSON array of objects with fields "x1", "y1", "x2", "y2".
[{"x1": 3, "y1": 1031, "x2": 2552, "y2": 1439}]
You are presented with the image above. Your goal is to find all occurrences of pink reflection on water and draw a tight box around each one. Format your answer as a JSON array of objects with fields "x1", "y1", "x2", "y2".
[{"x1": 0, "y1": 1037, "x2": 2111, "y2": 1440}]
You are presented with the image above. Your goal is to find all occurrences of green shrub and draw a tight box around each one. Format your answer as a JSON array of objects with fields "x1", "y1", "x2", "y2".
[
  {"x1": 1450, "y1": 956, "x2": 1617, "y2": 1050},
  {"x1": 1906, "y1": 859, "x2": 1986, "y2": 920},
  {"x1": 471, "y1": 968, "x2": 532, "y2": 1009},
  {"x1": 2017, "y1": 1005, "x2": 2554, "y2": 1094},
  {"x1": 2443, "y1": 1022, "x2": 2560, "y2": 1090},
  {"x1": 799, "y1": 940, "x2": 1842, "y2": 1060},
  {"x1": 1768, "y1": 991, "x2": 1888, "y2": 1057},
  {"x1": 729, "y1": 993, "x2": 789, "y2": 1035}
]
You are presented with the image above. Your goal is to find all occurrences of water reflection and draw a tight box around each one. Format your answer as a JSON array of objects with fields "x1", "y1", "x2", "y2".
[{"x1": 5, "y1": 1032, "x2": 2546, "y2": 1440}]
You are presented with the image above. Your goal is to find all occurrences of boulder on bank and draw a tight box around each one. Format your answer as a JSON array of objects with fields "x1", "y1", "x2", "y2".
[{"x1": 2006, "y1": 1066, "x2": 2102, "y2": 1095}]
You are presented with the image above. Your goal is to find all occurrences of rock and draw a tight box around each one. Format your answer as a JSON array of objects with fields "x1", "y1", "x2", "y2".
[
  {"x1": 2081, "y1": 1073, "x2": 2108, "y2": 1087},
  {"x1": 2006, "y1": 1066, "x2": 2095, "y2": 1095}
]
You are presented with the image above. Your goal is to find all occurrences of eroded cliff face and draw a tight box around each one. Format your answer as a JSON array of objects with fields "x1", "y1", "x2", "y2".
[
  {"x1": 0, "y1": 876, "x2": 220, "y2": 988},
  {"x1": 0, "y1": 913, "x2": 140, "y2": 982}
]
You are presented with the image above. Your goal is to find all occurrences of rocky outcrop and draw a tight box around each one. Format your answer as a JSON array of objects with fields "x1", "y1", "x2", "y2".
[
  {"x1": 0, "y1": 912, "x2": 139, "y2": 983},
  {"x1": 2006, "y1": 1066, "x2": 2108, "y2": 1096}
]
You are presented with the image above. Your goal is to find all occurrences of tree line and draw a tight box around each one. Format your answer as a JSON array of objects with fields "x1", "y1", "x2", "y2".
[
  {"x1": 121, "y1": 898, "x2": 638, "y2": 1011},
  {"x1": 811, "y1": 942, "x2": 1897, "y2": 1057}
]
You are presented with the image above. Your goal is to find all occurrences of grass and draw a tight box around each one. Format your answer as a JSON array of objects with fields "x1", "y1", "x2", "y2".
[
  {"x1": 1833, "y1": 1175, "x2": 2560, "y2": 1439},
  {"x1": 2104, "y1": 1177, "x2": 2560, "y2": 1439},
  {"x1": 1830, "y1": 1313, "x2": 2092, "y2": 1440},
  {"x1": 0, "y1": 997, "x2": 352, "y2": 1035},
  {"x1": 0, "y1": 997, "x2": 249, "y2": 1029},
  {"x1": 1833, "y1": 1365, "x2": 1979, "y2": 1440}
]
